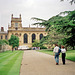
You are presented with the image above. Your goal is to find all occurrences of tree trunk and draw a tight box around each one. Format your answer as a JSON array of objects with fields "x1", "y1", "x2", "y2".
[{"x1": 12, "y1": 47, "x2": 13, "y2": 52}]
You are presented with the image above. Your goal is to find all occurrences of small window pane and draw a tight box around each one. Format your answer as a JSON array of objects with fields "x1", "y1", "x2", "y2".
[
  {"x1": 5, "y1": 35, "x2": 7, "y2": 39},
  {"x1": 15, "y1": 23, "x2": 18, "y2": 27}
]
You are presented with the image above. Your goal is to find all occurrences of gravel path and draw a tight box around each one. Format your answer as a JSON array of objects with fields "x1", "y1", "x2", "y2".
[{"x1": 20, "y1": 50, "x2": 75, "y2": 75}]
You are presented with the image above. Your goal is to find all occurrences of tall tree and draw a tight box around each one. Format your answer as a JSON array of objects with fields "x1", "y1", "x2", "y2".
[
  {"x1": 8, "y1": 35, "x2": 19, "y2": 51},
  {"x1": 31, "y1": 10, "x2": 75, "y2": 49},
  {"x1": 31, "y1": 15, "x2": 65, "y2": 46},
  {"x1": 55, "y1": 11, "x2": 75, "y2": 49},
  {"x1": 48, "y1": 10, "x2": 75, "y2": 49}
]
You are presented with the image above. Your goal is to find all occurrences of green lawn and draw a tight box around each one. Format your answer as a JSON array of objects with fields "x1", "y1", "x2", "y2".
[
  {"x1": 65, "y1": 50, "x2": 75, "y2": 61},
  {"x1": 37, "y1": 50, "x2": 75, "y2": 61},
  {"x1": 0, "y1": 50, "x2": 24, "y2": 75}
]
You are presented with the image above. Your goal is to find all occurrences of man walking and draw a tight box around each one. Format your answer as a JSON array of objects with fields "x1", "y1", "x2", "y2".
[{"x1": 53, "y1": 44, "x2": 60, "y2": 65}]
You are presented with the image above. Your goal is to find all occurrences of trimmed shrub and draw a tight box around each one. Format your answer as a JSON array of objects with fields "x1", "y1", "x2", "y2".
[{"x1": 40, "y1": 46, "x2": 47, "y2": 49}]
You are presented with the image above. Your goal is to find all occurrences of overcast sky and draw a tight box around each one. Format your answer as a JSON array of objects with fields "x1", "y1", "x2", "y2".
[{"x1": 0, "y1": 0, "x2": 75, "y2": 31}]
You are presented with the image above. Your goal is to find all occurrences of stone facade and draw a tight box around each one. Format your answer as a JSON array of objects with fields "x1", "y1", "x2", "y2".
[
  {"x1": 0, "y1": 27, "x2": 8, "y2": 40},
  {"x1": 0, "y1": 14, "x2": 47, "y2": 49}
]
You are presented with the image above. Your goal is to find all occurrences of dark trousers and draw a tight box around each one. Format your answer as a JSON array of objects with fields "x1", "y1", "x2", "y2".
[{"x1": 62, "y1": 53, "x2": 66, "y2": 64}]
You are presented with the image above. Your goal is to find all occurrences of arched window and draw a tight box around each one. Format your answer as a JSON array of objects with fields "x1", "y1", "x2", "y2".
[
  {"x1": 32, "y1": 34, "x2": 36, "y2": 43},
  {"x1": 24, "y1": 34, "x2": 28, "y2": 43},
  {"x1": 40, "y1": 34, "x2": 43, "y2": 40},
  {"x1": 1, "y1": 35, "x2": 3, "y2": 39},
  {"x1": 5, "y1": 35, "x2": 7, "y2": 39}
]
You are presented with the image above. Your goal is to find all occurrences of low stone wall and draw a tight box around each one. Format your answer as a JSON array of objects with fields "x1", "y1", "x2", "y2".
[
  {"x1": 0, "y1": 45, "x2": 11, "y2": 53},
  {"x1": 0, "y1": 49, "x2": 8, "y2": 52},
  {"x1": 0, "y1": 50, "x2": 2, "y2": 52}
]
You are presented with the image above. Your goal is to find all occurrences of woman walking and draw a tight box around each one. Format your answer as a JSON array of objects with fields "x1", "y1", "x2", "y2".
[{"x1": 61, "y1": 46, "x2": 66, "y2": 65}]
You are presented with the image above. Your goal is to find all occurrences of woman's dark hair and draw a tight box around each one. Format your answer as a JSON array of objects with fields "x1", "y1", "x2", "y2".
[
  {"x1": 62, "y1": 46, "x2": 65, "y2": 48},
  {"x1": 55, "y1": 44, "x2": 58, "y2": 46}
]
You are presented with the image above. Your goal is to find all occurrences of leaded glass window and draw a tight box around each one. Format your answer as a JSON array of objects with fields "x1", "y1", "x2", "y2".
[
  {"x1": 40, "y1": 34, "x2": 43, "y2": 40},
  {"x1": 32, "y1": 34, "x2": 36, "y2": 43},
  {"x1": 1, "y1": 35, "x2": 3, "y2": 39},
  {"x1": 24, "y1": 34, "x2": 28, "y2": 43},
  {"x1": 5, "y1": 35, "x2": 7, "y2": 39}
]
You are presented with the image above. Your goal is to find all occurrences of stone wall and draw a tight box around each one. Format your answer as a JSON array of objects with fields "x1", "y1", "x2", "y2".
[{"x1": 0, "y1": 45, "x2": 11, "y2": 52}]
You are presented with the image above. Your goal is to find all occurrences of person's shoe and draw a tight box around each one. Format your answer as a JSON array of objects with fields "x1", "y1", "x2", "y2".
[{"x1": 56, "y1": 63, "x2": 59, "y2": 65}]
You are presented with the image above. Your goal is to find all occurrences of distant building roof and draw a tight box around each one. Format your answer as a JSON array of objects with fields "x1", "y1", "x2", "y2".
[
  {"x1": 8, "y1": 27, "x2": 46, "y2": 32},
  {"x1": 0, "y1": 31, "x2": 7, "y2": 34}
]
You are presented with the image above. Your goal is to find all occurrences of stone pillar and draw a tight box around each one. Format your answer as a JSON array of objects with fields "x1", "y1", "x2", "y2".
[
  {"x1": 28, "y1": 33, "x2": 30, "y2": 43},
  {"x1": 38, "y1": 33, "x2": 40, "y2": 40},
  {"x1": 29, "y1": 33, "x2": 32, "y2": 44},
  {"x1": 21, "y1": 33, "x2": 24, "y2": 45},
  {"x1": 36, "y1": 33, "x2": 39, "y2": 40}
]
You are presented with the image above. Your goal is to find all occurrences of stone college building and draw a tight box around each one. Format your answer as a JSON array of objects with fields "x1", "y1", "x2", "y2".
[{"x1": 0, "y1": 14, "x2": 47, "y2": 50}]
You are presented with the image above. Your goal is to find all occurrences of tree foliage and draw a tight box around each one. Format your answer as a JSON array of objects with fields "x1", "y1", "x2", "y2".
[
  {"x1": 32, "y1": 40, "x2": 40, "y2": 47},
  {"x1": 0, "y1": 40, "x2": 9, "y2": 51},
  {"x1": 31, "y1": 10, "x2": 75, "y2": 49},
  {"x1": 32, "y1": 40, "x2": 47, "y2": 49},
  {"x1": 0, "y1": 39, "x2": 8, "y2": 45},
  {"x1": 53, "y1": 11, "x2": 75, "y2": 49},
  {"x1": 61, "y1": 0, "x2": 75, "y2": 5},
  {"x1": 8, "y1": 35, "x2": 19, "y2": 48}
]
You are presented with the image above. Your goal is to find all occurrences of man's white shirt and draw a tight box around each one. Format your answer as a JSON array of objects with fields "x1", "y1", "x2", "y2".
[{"x1": 53, "y1": 46, "x2": 59, "y2": 53}]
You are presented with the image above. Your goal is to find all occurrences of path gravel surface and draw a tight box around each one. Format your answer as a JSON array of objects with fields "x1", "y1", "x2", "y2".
[{"x1": 20, "y1": 50, "x2": 75, "y2": 75}]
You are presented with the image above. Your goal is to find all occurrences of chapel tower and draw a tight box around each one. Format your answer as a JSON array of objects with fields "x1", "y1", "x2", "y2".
[{"x1": 9, "y1": 14, "x2": 22, "y2": 30}]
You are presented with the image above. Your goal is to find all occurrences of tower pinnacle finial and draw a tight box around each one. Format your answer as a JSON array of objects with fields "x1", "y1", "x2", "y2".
[
  {"x1": 11, "y1": 14, "x2": 13, "y2": 18},
  {"x1": 20, "y1": 14, "x2": 21, "y2": 18}
]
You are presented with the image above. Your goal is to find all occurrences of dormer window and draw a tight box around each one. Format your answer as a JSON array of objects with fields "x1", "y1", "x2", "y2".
[{"x1": 15, "y1": 23, "x2": 18, "y2": 27}]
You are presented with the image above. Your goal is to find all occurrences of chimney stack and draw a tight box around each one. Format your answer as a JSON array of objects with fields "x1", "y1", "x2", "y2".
[{"x1": 1, "y1": 27, "x2": 4, "y2": 32}]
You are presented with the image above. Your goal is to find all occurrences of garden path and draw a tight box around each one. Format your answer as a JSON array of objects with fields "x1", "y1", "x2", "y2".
[{"x1": 20, "y1": 50, "x2": 75, "y2": 75}]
